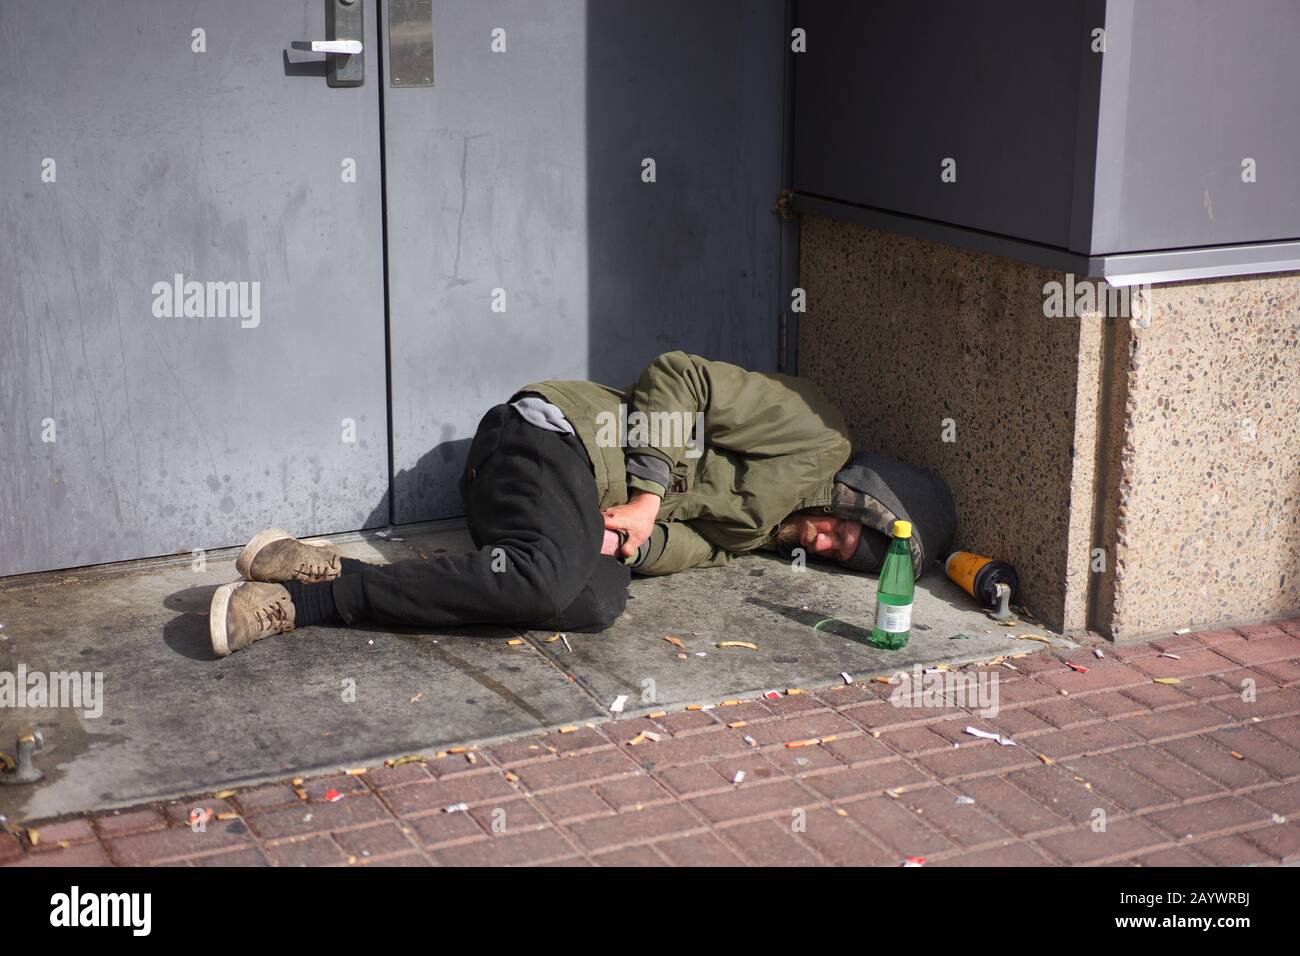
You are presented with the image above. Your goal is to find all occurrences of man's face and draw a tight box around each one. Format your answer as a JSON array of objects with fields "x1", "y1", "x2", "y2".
[{"x1": 777, "y1": 515, "x2": 861, "y2": 563}]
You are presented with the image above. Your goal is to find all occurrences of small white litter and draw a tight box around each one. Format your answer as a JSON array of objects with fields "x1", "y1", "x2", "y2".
[
  {"x1": 1093, "y1": 648, "x2": 1104, "y2": 659},
  {"x1": 965, "y1": 726, "x2": 1015, "y2": 746},
  {"x1": 841, "y1": 672, "x2": 853, "y2": 685},
  {"x1": 955, "y1": 795, "x2": 976, "y2": 805},
  {"x1": 443, "y1": 803, "x2": 469, "y2": 814},
  {"x1": 609, "y1": 695, "x2": 628, "y2": 714},
  {"x1": 732, "y1": 771, "x2": 746, "y2": 785}
]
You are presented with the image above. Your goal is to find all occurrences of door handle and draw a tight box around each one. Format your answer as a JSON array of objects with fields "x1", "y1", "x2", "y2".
[
  {"x1": 310, "y1": 40, "x2": 363, "y2": 55},
  {"x1": 290, "y1": 0, "x2": 364, "y2": 87}
]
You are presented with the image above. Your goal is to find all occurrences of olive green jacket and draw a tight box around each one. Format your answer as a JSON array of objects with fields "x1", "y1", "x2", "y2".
[{"x1": 517, "y1": 352, "x2": 852, "y2": 576}]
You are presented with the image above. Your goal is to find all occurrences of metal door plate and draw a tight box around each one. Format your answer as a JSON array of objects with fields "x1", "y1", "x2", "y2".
[
  {"x1": 390, "y1": 0, "x2": 434, "y2": 87},
  {"x1": 328, "y1": 0, "x2": 365, "y2": 87}
]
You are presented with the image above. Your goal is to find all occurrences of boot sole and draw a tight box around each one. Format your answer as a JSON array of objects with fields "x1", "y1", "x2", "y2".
[
  {"x1": 210, "y1": 582, "x2": 239, "y2": 657},
  {"x1": 235, "y1": 527, "x2": 293, "y2": 580}
]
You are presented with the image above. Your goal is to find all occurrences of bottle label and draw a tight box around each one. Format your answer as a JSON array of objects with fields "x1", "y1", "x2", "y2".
[{"x1": 875, "y1": 601, "x2": 912, "y2": 634}]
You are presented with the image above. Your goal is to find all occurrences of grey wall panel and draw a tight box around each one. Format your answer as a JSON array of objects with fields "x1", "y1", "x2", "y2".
[
  {"x1": 383, "y1": 0, "x2": 786, "y2": 523},
  {"x1": 793, "y1": 0, "x2": 1093, "y2": 248},
  {"x1": 1091, "y1": 0, "x2": 1300, "y2": 253},
  {"x1": 0, "y1": 1, "x2": 389, "y2": 576}
]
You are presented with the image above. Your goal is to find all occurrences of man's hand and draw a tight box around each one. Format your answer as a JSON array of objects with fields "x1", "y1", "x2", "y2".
[
  {"x1": 599, "y1": 529, "x2": 622, "y2": 557},
  {"x1": 601, "y1": 490, "x2": 662, "y2": 559}
]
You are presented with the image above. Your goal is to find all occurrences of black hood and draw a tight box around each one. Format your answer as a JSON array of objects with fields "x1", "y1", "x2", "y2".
[{"x1": 830, "y1": 452, "x2": 957, "y2": 578}]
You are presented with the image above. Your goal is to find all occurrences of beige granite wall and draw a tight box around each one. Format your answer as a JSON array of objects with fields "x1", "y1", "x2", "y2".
[
  {"x1": 799, "y1": 214, "x2": 1300, "y2": 639},
  {"x1": 797, "y1": 215, "x2": 1105, "y2": 632},
  {"x1": 1099, "y1": 276, "x2": 1300, "y2": 639}
]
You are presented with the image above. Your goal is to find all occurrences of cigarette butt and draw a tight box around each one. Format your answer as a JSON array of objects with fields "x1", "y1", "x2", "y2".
[
  {"x1": 293, "y1": 787, "x2": 308, "y2": 801},
  {"x1": 786, "y1": 688, "x2": 805, "y2": 696},
  {"x1": 722, "y1": 699, "x2": 742, "y2": 706},
  {"x1": 466, "y1": 753, "x2": 478, "y2": 765},
  {"x1": 1230, "y1": 751, "x2": 1245, "y2": 760},
  {"x1": 504, "y1": 771, "x2": 519, "y2": 782},
  {"x1": 1038, "y1": 754, "x2": 1055, "y2": 765},
  {"x1": 649, "y1": 711, "x2": 667, "y2": 719},
  {"x1": 627, "y1": 733, "x2": 647, "y2": 746},
  {"x1": 345, "y1": 767, "x2": 367, "y2": 776},
  {"x1": 785, "y1": 738, "x2": 820, "y2": 749},
  {"x1": 643, "y1": 731, "x2": 661, "y2": 742},
  {"x1": 216, "y1": 811, "x2": 240, "y2": 821},
  {"x1": 1017, "y1": 634, "x2": 1051, "y2": 644},
  {"x1": 292, "y1": 778, "x2": 304, "y2": 786},
  {"x1": 718, "y1": 641, "x2": 758, "y2": 650},
  {"x1": 506, "y1": 638, "x2": 524, "y2": 646},
  {"x1": 214, "y1": 789, "x2": 237, "y2": 799},
  {"x1": 727, "y1": 721, "x2": 747, "y2": 729},
  {"x1": 820, "y1": 735, "x2": 838, "y2": 744},
  {"x1": 686, "y1": 704, "x2": 705, "y2": 711},
  {"x1": 544, "y1": 633, "x2": 562, "y2": 643},
  {"x1": 558, "y1": 725, "x2": 578, "y2": 733}
]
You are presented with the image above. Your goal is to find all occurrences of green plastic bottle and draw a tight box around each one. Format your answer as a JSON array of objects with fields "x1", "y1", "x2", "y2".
[{"x1": 869, "y1": 520, "x2": 915, "y2": 650}]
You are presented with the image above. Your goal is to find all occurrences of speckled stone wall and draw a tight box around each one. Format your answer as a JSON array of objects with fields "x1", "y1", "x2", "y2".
[
  {"x1": 1100, "y1": 277, "x2": 1300, "y2": 639},
  {"x1": 799, "y1": 214, "x2": 1300, "y2": 640},
  {"x1": 797, "y1": 215, "x2": 1103, "y2": 632}
]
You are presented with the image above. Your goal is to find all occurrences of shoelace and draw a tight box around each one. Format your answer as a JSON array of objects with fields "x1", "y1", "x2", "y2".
[
  {"x1": 254, "y1": 598, "x2": 293, "y2": 634},
  {"x1": 295, "y1": 556, "x2": 339, "y2": 581}
]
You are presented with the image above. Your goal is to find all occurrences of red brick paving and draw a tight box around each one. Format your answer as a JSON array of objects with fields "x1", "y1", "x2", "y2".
[{"x1": 4, "y1": 617, "x2": 1299, "y2": 867}]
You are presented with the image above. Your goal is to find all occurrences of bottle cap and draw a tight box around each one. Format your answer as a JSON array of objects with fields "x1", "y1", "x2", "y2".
[{"x1": 893, "y1": 520, "x2": 913, "y2": 539}]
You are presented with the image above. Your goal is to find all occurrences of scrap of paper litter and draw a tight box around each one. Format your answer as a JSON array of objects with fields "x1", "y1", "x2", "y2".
[{"x1": 965, "y1": 726, "x2": 1015, "y2": 746}]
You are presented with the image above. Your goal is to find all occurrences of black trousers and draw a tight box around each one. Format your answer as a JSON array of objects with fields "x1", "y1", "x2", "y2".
[{"x1": 331, "y1": 404, "x2": 631, "y2": 632}]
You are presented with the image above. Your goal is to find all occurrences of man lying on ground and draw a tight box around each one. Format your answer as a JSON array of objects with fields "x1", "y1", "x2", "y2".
[{"x1": 209, "y1": 351, "x2": 955, "y2": 656}]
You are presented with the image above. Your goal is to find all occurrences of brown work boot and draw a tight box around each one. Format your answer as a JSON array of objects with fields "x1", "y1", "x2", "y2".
[
  {"x1": 235, "y1": 527, "x2": 342, "y2": 584},
  {"x1": 209, "y1": 581, "x2": 297, "y2": 657}
]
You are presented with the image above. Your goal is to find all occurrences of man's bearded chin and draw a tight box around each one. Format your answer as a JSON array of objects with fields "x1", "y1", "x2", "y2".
[{"x1": 774, "y1": 518, "x2": 805, "y2": 556}]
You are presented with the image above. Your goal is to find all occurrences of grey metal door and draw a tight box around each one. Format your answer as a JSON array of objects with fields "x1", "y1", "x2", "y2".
[
  {"x1": 380, "y1": 0, "x2": 789, "y2": 522},
  {"x1": 0, "y1": 1, "x2": 390, "y2": 576}
]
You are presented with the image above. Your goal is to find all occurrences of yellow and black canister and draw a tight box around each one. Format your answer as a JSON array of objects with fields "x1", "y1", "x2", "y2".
[{"x1": 945, "y1": 551, "x2": 1020, "y2": 609}]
